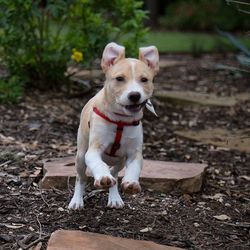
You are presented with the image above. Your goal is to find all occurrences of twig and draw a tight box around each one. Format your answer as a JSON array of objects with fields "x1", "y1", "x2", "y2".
[
  {"x1": 52, "y1": 187, "x2": 66, "y2": 195},
  {"x1": 67, "y1": 176, "x2": 72, "y2": 194},
  {"x1": 221, "y1": 221, "x2": 250, "y2": 228},
  {"x1": 40, "y1": 189, "x2": 49, "y2": 207},
  {"x1": 0, "y1": 160, "x2": 11, "y2": 167},
  {"x1": 18, "y1": 235, "x2": 49, "y2": 250},
  {"x1": 36, "y1": 215, "x2": 42, "y2": 239},
  {"x1": 17, "y1": 234, "x2": 35, "y2": 249},
  {"x1": 151, "y1": 216, "x2": 157, "y2": 228},
  {"x1": 226, "y1": 0, "x2": 250, "y2": 6},
  {"x1": 83, "y1": 189, "x2": 105, "y2": 201},
  {"x1": 215, "y1": 64, "x2": 250, "y2": 74}
]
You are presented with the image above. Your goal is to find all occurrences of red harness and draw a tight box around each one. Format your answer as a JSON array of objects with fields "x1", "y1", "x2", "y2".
[{"x1": 93, "y1": 107, "x2": 140, "y2": 157}]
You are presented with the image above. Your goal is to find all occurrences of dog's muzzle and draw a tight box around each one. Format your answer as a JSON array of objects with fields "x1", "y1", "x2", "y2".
[{"x1": 124, "y1": 100, "x2": 147, "y2": 113}]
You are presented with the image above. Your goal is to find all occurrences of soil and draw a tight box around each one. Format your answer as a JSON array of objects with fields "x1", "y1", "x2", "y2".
[{"x1": 0, "y1": 53, "x2": 249, "y2": 250}]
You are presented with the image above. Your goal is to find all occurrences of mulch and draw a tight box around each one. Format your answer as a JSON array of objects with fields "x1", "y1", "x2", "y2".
[{"x1": 0, "y1": 53, "x2": 249, "y2": 250}]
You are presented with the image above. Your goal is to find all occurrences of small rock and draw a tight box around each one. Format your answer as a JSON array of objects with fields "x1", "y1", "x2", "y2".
[
  {"x1": 218, "y1": 180, "x2": 225, "y2": 186},
  {"x1": 29, "y1": 226, "x2": 35, "y2": 231},
  {"x1": 25, "y1": 154, "x2": 37, "y2": 161},
  {"x1": 197, "y1": 201, "x2": 206, "y2": 206},
  {"x1": 224, "y1": 171, "x2": 231, "y2": 176},
  {"x1": 214, "y1": 169, "x2": 220, "y2": 174},
  {"x1": 17, "y1": 152, "x2": 25, "y2": 158},
  {"x1": 28, "y1": 122, "x2": 41, "y2": 131},
  {"x1": 58, "y1": 207, "x2": 64, "y2": 212},
  {"x1": 188, "y1": 75, "x2": 198, "y2": 81},
  {"x1": 194, "y1": 223, "x2": 199, "y2": 227},
  {"x1": 230, "y1": 235, "x2": 238, "y2": 240}
]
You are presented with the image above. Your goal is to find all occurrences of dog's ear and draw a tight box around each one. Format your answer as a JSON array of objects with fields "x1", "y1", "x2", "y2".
[
  {"x1": 101, "y1": 42, "x2": 125, "y2": 73},
  {"x1": 139, "y1": 46, "x2": 159, "y2": 75}
]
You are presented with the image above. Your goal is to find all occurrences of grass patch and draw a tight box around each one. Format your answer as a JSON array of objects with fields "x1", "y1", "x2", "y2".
[{"x1": 143, "y1": 31, "x2": 250, "y2": 53}]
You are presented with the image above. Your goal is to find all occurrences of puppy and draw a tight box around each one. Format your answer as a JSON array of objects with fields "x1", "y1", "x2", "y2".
[{"x1": 68, "y1": 42, "x2": 159, "y2": 209}]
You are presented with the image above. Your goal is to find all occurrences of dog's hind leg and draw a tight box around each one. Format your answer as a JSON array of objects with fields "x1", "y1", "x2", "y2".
[
  {"x1": 68, "y1": 150, "x2": 87, "y2": 210},
  {"x1": 107, "y1": 164, "x2": 124, "y2": 209}
]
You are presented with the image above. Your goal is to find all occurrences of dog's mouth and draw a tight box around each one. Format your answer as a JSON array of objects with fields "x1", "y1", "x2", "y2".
[{"x1": 124, "y1": 101, "x2": 147, "y2": 113}]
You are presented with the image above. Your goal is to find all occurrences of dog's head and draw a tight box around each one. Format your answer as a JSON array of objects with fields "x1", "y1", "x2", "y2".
[{"x1": 101, "y1": 42, "x2": 159, "y2": 116}]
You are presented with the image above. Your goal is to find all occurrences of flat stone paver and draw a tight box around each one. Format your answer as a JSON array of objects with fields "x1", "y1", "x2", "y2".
[
  {"x1": 176, "y1": 128, "x2": 250, "y2": 153},
  {"x1": 155, "y1": 90, "x2": 250, "y2": 107},
  {"x1": 41, "y1": 157, "x2": 207, "y2": 193},
  {"x1": 47, "y1": 230, "x2": 183, "y2": 250}
]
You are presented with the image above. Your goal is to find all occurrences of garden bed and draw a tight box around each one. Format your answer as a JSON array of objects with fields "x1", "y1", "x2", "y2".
[{"x1": 0, "y1": 53, "x2": 249, "y2": 249}]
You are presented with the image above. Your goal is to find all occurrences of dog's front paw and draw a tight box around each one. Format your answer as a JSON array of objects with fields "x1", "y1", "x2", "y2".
[
  {"x1": 121, "y1": 181, "x2": 141, "y2": 194},
  {"x1": 94, "y1": 175, "x2": 116, "y2": 189},
  {"x1": 68, "y1": 196, "x2": 84, "y2": 210},
  {"x1": 107, "y1": 193, "x2": 124, "y2": 209}
]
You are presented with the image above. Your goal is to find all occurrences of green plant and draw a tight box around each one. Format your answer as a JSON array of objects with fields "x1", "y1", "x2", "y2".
[
  {"x1": 216, "y1": 2, "x2": 250, "y2": 73},
  {"x1": 0, "y1": 0, "x2": 147, "y2": 92},
  {"x1": 162, "y1": 0, "x2": 250, "y2": 31},
  {"x1": 226, "y1": 0, "x2": 250, "y2": 15},
  {"x1": 0, "y1": 76, "x2": 23, "y2": 104}
]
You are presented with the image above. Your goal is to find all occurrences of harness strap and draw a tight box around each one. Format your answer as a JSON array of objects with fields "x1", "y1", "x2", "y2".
[{"x1": 92, "y1": 107, "x2": 140, "y2": 157}]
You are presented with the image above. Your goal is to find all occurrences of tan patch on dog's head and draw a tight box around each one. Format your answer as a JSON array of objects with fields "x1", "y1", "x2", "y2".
[
  {"x1": 104, "y1": 58, "x2": 154, "y2": 105},
  {"x1": 101, "y1": 42, "x2": 159, "y2": 113}
]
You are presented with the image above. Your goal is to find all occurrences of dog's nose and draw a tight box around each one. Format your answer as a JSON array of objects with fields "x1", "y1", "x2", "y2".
[{"x1": 128, "y1": 92, "x2": 141, "y2": 103}]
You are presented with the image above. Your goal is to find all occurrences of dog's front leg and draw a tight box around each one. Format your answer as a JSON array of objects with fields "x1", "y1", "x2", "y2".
[
  {"x1": 121, "y1": 152, "x2": 142, "y2": 194},
  {"x1": 85, "y1": 148, "x2": 116, "y2": 189},
  {"x1": 107, "y1": 164, "x2": 125, "y2": 208},
  {"x1": 68, "y1": 151, "x2": 87, "y2": 210}
]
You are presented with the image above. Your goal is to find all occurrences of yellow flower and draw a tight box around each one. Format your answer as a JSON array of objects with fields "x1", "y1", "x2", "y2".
[{"x1": 71, "y1": 49, "x2": 83, "y2": 62}]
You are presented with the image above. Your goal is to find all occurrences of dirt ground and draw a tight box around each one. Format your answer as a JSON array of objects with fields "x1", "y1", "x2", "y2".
[{"x1": 0, "y1": 53, "x2": 249, "y2": 250}]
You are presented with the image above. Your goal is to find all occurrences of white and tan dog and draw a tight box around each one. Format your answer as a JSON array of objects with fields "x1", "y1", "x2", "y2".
[{"x1": 68, "y1": 42, "x2": 159, "y2": 209}]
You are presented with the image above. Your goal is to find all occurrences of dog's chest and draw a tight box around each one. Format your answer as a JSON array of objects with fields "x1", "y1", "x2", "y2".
[{"x1": 96, "y1": 122, "x2": 142, "y2": 157}]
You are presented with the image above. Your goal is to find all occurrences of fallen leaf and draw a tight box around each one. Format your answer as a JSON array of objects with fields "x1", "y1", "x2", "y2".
[
  {"x1": 28, "y1": 122, "x2": 41, "y2": 131},
  {"x1": 213, "y1": 214, "x2": 231, "y2": 221},
  {"x1": 4, "y1": 223, "x2": 25, "y2": 229},
  {"x1": 240, "y1": 175, "x2": 250, "y2": 181},
  {"x1": 140, "y1": 227, "x2": 152, "y2": 233},
  {"x1": 30, "y1": 169, "x2": 42, "y2": 178},
  {"x1": 202, "y1": 193, "x2": 225, "y2": 201}
]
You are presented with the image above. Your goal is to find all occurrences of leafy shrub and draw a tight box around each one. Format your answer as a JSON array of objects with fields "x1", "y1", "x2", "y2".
[
  {"x1": 0, "y1": 0, "x2": 147, "y2": 92},
  {"x1": 0, "y1": 76, "x2": 23, "y2": 104},
  {"x1": 162, "y1": 0, "x2": 250, "y2": 31}
]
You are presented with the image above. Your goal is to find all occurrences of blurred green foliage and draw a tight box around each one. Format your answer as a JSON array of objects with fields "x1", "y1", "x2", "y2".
[
  {"x1": 0, "y1": 0, "x2": 147, "y2": 96},
  {"x1": 0, "y1": 76, "x2": 23, "y2": 104},
  {"x1": 144, "y1": 31, "x2": 250, "y2": 54},
  {"x1": 162, "y1": 0, "x2": 250, "y2": 31}
]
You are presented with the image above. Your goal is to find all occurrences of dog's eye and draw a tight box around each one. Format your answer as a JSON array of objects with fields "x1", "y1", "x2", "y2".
[
  {"x1": 116, "y1": 76, "x2": 125, "y2": 82},
  {"x1": 141, "y1": 77, "x2": 148, "y2": 83}
]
